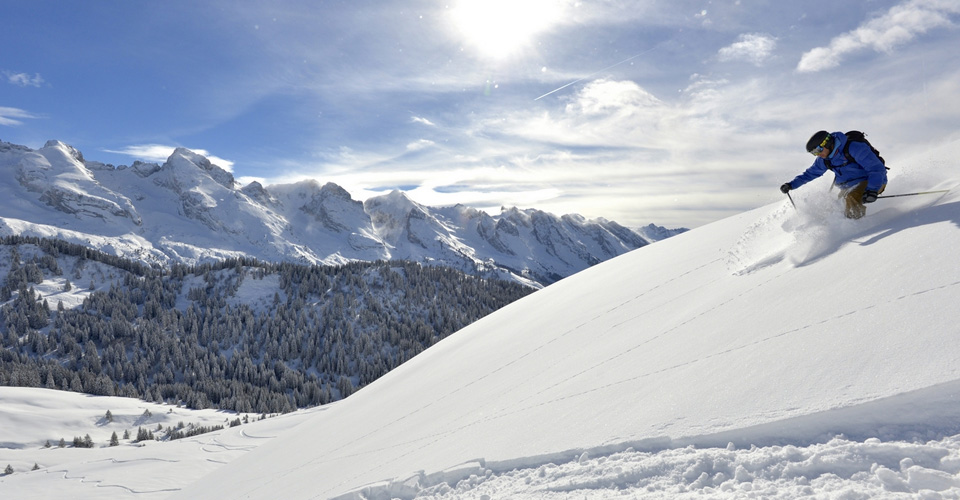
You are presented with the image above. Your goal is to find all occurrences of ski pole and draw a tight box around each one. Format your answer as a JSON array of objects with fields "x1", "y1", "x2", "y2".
[
  {"x1": 877, "y1": 189, "x2": 950, "y2": 199},
  {"x1": 786, "y1": 191, "x2": 796, "y2": 209}
]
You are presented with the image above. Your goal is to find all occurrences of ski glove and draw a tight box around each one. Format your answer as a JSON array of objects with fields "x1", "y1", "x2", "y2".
[
  {"x1": 862, "y1": 190, "x2": 879, "y2": 204},
  {"x1": 780, "y1": 183, "x2": 792, "y2": 194}
]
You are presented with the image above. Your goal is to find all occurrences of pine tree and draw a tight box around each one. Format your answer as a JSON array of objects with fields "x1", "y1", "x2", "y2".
[
  {"x1": 135, "y1": 427, "x2": 154, "y2": 442},
  {"x1": 104, "y1": 409, "x2": 114, "y2": 423},
  {"x1": 4, "y1": 464, "x2": 12, "y2": 475}
]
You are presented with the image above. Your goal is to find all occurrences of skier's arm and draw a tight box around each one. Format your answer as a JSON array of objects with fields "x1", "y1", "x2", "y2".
[{"x1": 787, "y1": 159, "x2": 828, "y2": 190}]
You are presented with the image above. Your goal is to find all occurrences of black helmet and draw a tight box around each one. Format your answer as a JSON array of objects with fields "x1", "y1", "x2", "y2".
[{"x1": 806, "y1": 130, "x2": 833, "y2": 155}]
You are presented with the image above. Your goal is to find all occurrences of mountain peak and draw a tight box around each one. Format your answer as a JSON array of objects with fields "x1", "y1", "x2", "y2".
[
  {"x1": 163, "y1": 147, "x2": 235, "y2": 189},
  {"x1": 42, "y1": 139, "x2": 85, "y2": 163},
  {"x1": 364, "y1": 189, "x2": 420, "y2": 216},
  {"x1": 319, "y1": 181, "x2": 352, "y2": 199},
  {"x1": 241, "y1": 180, "x2": 273, "y2": 204},
  {"x1": 12, "y1": 140, "x2": 140, "y2": 225}
]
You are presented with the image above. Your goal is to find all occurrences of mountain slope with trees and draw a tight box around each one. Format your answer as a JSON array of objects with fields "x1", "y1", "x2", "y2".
[{"x1": 0, "y1": 235, "x2": 532, "y2": 413}]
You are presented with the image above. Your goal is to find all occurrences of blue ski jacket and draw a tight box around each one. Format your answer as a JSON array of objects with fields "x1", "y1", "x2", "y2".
[{"x1": 787, "y1": 131, "x2": 887, "y2": 192}]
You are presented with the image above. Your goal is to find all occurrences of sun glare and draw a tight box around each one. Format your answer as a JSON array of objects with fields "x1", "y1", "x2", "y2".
[{"x1": 450, "y1": 0, "x2": 565, "y2": 59}]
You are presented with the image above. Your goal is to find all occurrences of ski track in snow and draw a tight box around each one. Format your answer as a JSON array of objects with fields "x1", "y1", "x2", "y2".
[{"x1": 410, "y1": 435, "x2": 960, "y2": 499}]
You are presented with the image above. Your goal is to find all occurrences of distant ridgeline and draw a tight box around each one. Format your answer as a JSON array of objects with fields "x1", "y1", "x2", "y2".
[
  {"x1": 1, "y1": 139, "x2": 669, "y2": 290},
  {"x1": 0, "y1": 236, "x2": 532, "y2": 413}
]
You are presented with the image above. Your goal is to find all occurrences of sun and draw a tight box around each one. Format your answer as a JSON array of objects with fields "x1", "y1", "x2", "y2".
[{"x1": 449, "y1": 0, "x2": 565, "y2": 59}]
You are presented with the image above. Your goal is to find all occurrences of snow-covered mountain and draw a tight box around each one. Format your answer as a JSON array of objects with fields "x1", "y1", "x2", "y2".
[
  {"x1": 0, "y1": 140, "x2": 674, "y2": 287},
  {"x1": 636, "y1": 222, "x2": 689, "y2": 242},
  {"x1": 2, "y1": 139, "x2": 959, "y2": 499}
]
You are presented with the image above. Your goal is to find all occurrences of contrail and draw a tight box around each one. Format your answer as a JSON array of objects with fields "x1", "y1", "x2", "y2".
[{"x1": 534, "y1": 46, "x2": 660, "y2": 101}]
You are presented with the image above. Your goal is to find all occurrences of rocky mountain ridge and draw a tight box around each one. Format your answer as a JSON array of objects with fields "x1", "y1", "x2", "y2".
[{"x1": 0, "y1": 139, "x2": 686, "y2": 286}]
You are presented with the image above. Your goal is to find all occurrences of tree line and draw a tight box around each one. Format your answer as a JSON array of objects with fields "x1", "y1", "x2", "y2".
[{"x1": 1, "y1": 237, "x2": 533, "y2": 413}]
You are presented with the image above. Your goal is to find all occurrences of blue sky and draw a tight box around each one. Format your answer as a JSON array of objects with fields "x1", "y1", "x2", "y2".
[{"x1": 2, "y1": 0, "x2": 959, "y2": 228}]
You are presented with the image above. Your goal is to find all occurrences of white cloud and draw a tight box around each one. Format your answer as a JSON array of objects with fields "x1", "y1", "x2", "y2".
[
  {"x1": 405, "y1": 139, "x2": 435, "y2": 151},
  {"x1": 411, "y1": 116, "x2": 436, "y2": 126},
  {"x1": 489, "y1": 79, "x2": 675, "y2": 152},
  {"x1": 105, "y1": 144, "x2": 235, "y2": 172},
  {"x1": 104, "y1": 144, "x2": 182, "y2": 163},
  {"x1": 718, "y1": 33, "x2": 777, "y2": 66},
  {"x1": 568, "y1": 79, "x2": 663, "y2": 116},
  {"x1": 4, "y1": 71, "x2": 45, "y2": 87},
  {"x1": 797, "y1": 0, "x2": 960, "y2": 72},
  {"x1": 0, "y1": 106, "x2": 39, "y2": 126}
]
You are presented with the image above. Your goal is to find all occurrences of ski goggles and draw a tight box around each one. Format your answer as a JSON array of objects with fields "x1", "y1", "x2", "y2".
[{"x1": 808, "y1": 136, "x2": 831, "y2": 155}]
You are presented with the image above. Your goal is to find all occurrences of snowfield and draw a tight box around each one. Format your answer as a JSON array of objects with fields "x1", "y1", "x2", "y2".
[
  {"x1": 3, "y1": 138, "x2": 960, "y2": 498},
  {"x1": 0, "y1": 387, "x2": 309, "y2": 499}
]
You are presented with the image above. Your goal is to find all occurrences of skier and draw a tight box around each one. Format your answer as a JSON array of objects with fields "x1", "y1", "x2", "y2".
[{"x1": 780, "y1": 130, "x2": 888, "y2": 219}]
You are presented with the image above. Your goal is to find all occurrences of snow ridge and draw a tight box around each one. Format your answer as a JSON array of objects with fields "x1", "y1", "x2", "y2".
[{"x1": 0, "y1": 140, "x2": 675, "y2": 286}]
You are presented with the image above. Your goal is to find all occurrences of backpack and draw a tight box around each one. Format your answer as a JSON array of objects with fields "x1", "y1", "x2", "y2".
[{"x1": 836, "y1": 130, "x2": 886, "y2": 168}]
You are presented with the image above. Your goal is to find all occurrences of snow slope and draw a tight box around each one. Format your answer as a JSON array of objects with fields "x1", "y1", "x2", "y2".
[
  {"x1": 3, "y1": 140, "x2": 960, "y2": 499},
  {"x1": 0, "y1": 387, "x2": 311, "y2": 499},
  {"x1": 168, "y1": 141, "x2": 960, "y2": 498}
]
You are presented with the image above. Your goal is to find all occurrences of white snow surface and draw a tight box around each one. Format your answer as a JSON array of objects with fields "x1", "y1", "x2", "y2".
[
  {"x1": 3, "y1": 140, "x2": 960, "y2": 498},
  {"x1": 0, "y1": 387, "x2": 304, "y2": 499}
]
